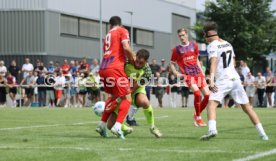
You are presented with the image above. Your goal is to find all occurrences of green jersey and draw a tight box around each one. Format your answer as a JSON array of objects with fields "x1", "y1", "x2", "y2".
[{"x1": 124, "y1": 63, "x2": 151, "y2": 85}]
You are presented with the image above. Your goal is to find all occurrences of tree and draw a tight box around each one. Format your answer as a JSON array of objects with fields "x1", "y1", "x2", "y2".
[{"x1": 193, "y1": 0, "x2": 276, "y2": 60}]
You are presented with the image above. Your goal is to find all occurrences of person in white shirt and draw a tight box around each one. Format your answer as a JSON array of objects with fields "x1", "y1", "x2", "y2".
[
  {"x1": 255, "y1": 72, "x2": 266, "y2": 107},
  {"x1": 244, "y1": 72, "x2": 256, "y2": 106},
  {"x1": 0, "y1": 60, "x2": 7, "y2": 77},
  {"x1": 54, "y1": 71, "x2": 65, "y2": 107},
  {"x1": 22, "y1": 58, "x2": 34, "y2": 78},
  {"x1": 200, "y1": 21, "x2": 268, "y2": 141},
  {"x1": 240, "y1": 60, "x2": 250, "y2": 78}
]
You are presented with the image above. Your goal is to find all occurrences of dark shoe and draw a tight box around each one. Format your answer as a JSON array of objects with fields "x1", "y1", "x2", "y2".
[{"x1": 126, "y1": 116, "x2": 139, "y2": 126}]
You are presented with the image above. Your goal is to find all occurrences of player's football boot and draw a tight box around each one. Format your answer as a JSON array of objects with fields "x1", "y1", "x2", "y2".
[
  {"x1": 150, "y1": 127, "x2": 162, "y2": 138},
  {"x1": 111, "y1": 126, "x2": 125, "y2": 140},
  {"x1": 261, "y1": 135, "x2": 269, "y2": 141},
  {"x1": 122, "y1": 127, "x2": 134, "y2": 136},
  {"x1": 95, "y1": 125, "x2": 108, "y2": 138},
  {"x1": 126, "y1": 116, "x2": 139, "y2": 126},
  {"x1": 200, "y1": 130, "x2": 218, "y2": 141},
  {"x1": 193, "y1": 113, "x2": 207, "y2": 127}
]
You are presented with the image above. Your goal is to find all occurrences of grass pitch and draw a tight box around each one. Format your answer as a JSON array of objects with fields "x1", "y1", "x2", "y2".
[{"x1": 0, "y1": 107, "x2": 275, "y2": 161}]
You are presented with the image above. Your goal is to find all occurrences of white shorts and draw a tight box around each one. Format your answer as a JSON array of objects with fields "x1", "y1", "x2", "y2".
[
  {"x1": 209, "y1": 79, "x2": 249, "y2": 104},
  {"x1": 246, "y1": 87, "x2": 255, "y2": 97}
]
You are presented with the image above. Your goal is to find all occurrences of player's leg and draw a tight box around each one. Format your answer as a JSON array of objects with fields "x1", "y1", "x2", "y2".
[
  {"x1": 199, "y1": 85, "x2": 210, "y2": 113},
  {"x1": 135, "y1": 93, "x2": 162, "y2": 138},
  {"x1": 126, "y1": 105, "x2": 139, "y2": 126},
  {"x1": 231, "y1": 80, "x2": 269, "y2": 140},
  {"x1": 190, "y1": 84, "x2": 206, "y2": 126},
  {"x1": 107, "y1": 112, "x2": 133, "y2": 136}
]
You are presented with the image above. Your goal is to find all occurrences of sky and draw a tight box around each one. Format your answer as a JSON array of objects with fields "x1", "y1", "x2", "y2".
[{"x1": 196, "y1": 0, "x2": 276, "y2": 12}]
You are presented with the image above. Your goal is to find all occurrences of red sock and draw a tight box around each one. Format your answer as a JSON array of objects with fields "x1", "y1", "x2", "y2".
[
  {"x1": 194, "y1": 90, "x2": 201, "y2": 117},
  {"x1": 116, "y1": 99, "x2": 131, "y2": 123},
  {"x1": 200, "y1": 95, "x2": 209, "y2": 113}
]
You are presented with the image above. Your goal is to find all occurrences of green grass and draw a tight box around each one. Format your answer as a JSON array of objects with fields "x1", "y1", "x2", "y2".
[{"x1": 0, "y1": 107, "x2": 275, "y2": 161}]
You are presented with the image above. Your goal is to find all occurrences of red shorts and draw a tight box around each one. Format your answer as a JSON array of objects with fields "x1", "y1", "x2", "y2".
[
  {"x1": 55, "y1": 90, "x2": 63, "y2": 99},
  {"x1": 99, "y1": 68, "x2": 131, "y2": 97},
  {"x1": 185, "y1": 75, "x2": 207, "y2": 88}
]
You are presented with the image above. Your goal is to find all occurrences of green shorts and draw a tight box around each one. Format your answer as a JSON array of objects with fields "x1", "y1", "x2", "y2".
[
  {"x1": 113, "y1": 86, "x2": 146, "y2": 115},
  {"x1": 131, "y1": 86, "x2": 146, "y2": 106}
]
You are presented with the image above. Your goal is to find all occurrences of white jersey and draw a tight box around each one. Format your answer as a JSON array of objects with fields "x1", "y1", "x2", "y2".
[{"x1": 207, "y1": 40, "x2": 240, "y2": 81}]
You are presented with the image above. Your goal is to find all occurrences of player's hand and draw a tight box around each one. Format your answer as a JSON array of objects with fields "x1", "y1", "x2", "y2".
[
  {"x1": 177, "y1": 73, "x2": 185, "y2": 80},
  {"x1": 209, "y1": 82, "x2": 218, "y2": 93}
]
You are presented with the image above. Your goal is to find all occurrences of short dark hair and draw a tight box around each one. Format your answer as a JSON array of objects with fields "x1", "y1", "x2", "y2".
[
  {"x1": 109, "y1": 16, "x2": 122, "y2": 26},
  {"x1": 136, "y1": 49, "x2": 150, "y2": 61},
  {"x1": 203, "y1": 21, "x2": 218, "y2": 33}
]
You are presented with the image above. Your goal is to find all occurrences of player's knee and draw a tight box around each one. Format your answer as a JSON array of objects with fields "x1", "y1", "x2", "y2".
[{"x1": 194, "y1": 90, "x2": 201, "y2": 97}]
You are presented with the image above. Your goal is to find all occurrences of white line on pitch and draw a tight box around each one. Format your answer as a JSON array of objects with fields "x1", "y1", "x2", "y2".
[
  {"x1": 233, "y1": 149, "x2": 276, "y2": 161},
  {"x1": 0, "y1": 146, "x2": 251, "y2": 154},
  {"x1": 0, "y1": 115, "x2": 168, "y2": 131}
]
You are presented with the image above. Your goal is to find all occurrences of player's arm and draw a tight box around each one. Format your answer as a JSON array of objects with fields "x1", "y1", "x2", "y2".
[
  {"x1": 209, "y1": 57, "x2": 218, "y2": 92},
  {"x1": 170, "y1": 61, "x2": 183, "y2": 78}
]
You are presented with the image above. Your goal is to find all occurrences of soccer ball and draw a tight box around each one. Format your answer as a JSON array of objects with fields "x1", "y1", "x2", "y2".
[{"x1": 93, "y1": 101, "x2": 105, "y2": 117}]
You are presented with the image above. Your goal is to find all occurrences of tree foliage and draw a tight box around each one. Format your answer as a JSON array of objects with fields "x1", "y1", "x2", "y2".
[{"x1": 193, "y1": 0, "x2": 276, "y2": 60}]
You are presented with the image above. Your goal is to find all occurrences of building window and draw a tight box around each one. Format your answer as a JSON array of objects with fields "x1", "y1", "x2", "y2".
[
  {"x1": 60, "y1": 15, "x2": 78, "y2": 36},
  {"x1": 136, "y1": 29, "x2": 154, "y2": 46},
  {"x1": 79, "y1": 19, "x2": 107, "y2": 38}
]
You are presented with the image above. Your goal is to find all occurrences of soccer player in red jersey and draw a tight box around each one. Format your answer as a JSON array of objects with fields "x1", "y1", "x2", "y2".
[
  {"x1": 96, "y1": 16, "x2": 136, "y2": 139},
  {"x1": 170, "y1": 28, "x2": 210, "y2": 127}
]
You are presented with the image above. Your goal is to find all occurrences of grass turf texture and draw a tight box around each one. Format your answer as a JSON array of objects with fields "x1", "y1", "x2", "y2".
[{"x1": 0, "y1": 107, "x2": 275, "y2": 161}]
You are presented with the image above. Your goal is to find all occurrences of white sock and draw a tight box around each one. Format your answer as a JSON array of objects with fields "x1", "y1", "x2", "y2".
[
  {"x1": 114, "y1": 122, "x2": 122, "y2": 130},
  {"x1": 255, "y1": 123, "x2": 266, "y2": 136},
  {"x1": 208, "y1": 120, "x2": 217, "y2": 132},
  {"x1": 128, "y1": 105, "x2": 138, "y2": 121},
  {"x1": 196, "y1": 116, "x2": 202, "y2": 120}
]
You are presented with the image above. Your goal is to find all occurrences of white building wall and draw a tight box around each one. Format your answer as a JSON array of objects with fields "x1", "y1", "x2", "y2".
[{"x1": 1, "y1": 0, "x2": 196, "y2": 33}]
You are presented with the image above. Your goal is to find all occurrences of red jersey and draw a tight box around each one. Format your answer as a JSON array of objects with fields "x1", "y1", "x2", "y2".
[
  {"x1": 61, "y1": 64, "x2": 70, "y2": 75},
  {"x1": 171, "y1": 41, "x2": 203, "y2": 77},
  {"x1": 100, "y1": 27, "x2": 129, "y2": 71}
]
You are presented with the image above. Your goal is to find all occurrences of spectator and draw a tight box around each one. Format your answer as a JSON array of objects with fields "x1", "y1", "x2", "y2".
[
  {"x1": 61, "y1": 59, "x2": 70, "y2": 75},
  {"x1": 69, "y1": 60, "x2": 77, "y2": 74},
  {"x1": 239, "y1": 60, "x2": 250, "y2": 78},
  {"x1": 265, "y1": 70, "x2": 273, "y2": 107},
  {"x1": 54, "y1": 70, "x2": 65, "y2": 107},
  {"x1": 0, "y1": 73, "x2": 7, "y2": 106},
  {"x1": 255, "y1": 72, "x2": 266, "y2": 107},
  {"x1": 78, "y1": 72, "x2": 87, "y2": 107},
  {"x1": 36, "y1": 72, "x2": 46, "y2": 107},
  {"x1": 20, "y1": 71, "x2": 35, "y2": 106},
  {"x1": 244, "y1": 72, "x2": 256, "y2": 106},
  {"x1": 33, "y1": 71, "x2": 39, "y2": 103},
  {"x1": 150, "y1": 59, "x2": 161, "y2": 76},
  {"x1": 22, "y1": 58, "x2": 34, "y2": 78},
  {"x1": 63, "y1": 73, "x2": 72, "y2": 108},
  {"x1": 160, "y1": 59, "x2": 167, "y2": 78},
  {"x1": 180, "y1": 84, "x2": 189, "y2": 108},
  {"x1": 8, "y1": 60, "x2": 21, "y2": 82},
  {"x1": 155, "y1": 72, "x2": 165, "y2": 107},
  {"x1": 47, "y1": 61, "x2": 56, "y2": 74},
  {"x1": 90, "y1": 59, "x2": 100, "y2": 74},
  {"x1": 0, "y1": 60, "x2": 7, "y2": 77},
  {"x1": 79, "y1": 57, "x2": 89, "y2": 73},
  {"x1": 6, "y1": 72, "x2": 17, "y2": 107},
  {"x1": 45, "y1": 74, "x2": 55, "y2": 108},
  {"x1": 86, "y1": 72, "x2": 100, "y2": 104},
  {"x1": 70, "y1": 71, "x2": 79, "y2": 107},
  {"x1": 168, "y1": 72, "x2": 178, "y2": 108},
  {"x1": 263, "y1": 67, "x2": 271, "y2": 77},
  {"x1": 54, "y1": 61, "x2": 61, "y2": 73},
  {"x1": 35, "y1": 62, "x2": 47, "y2": 74}
]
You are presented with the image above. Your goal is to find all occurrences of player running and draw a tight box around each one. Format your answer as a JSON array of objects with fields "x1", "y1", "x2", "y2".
[
  {"x1": 96, "y1": 16, "x2": 136, "y2": 139},
  {"x1": 170, "y1": 28, "x2": 210, "y2": 127},
  {"x1": 200, "y1": 21, "x2": 269, "y2": 141}
]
